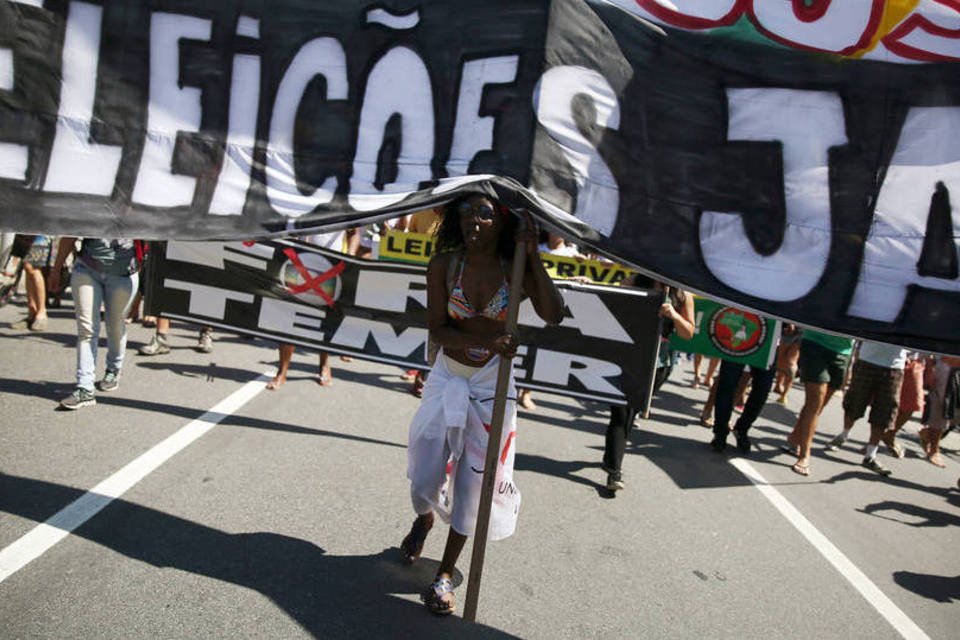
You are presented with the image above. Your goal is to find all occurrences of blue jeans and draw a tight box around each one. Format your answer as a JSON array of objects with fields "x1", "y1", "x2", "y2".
[{"x1": 71, "y1": 263, "x2": 137, "y2": 391}]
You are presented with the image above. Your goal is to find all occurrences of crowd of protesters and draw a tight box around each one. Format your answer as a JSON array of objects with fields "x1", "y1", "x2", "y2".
[{"x1": 2, "y1": 213, "x2": 958, "y2": 617}]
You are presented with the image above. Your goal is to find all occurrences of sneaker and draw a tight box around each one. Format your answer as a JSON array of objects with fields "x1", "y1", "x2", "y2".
[
  {"x1": 862, "y1": 456, "x2": 892, "y2": 477},
  {"x1": 139, "y1": 334, "x2": 170, "y2": 356},
  {"x1": 196, "y1": 328, "x2": 214, "y2": 354},
  {"x1": 606, "y1": 470, "x2": 624, "y2": 491},
  {"x1": 59, "y1": 387, "x2": 96, "y2": 410},
  {"x1": 825, "y1": 434, "x2": 846, "y2": 451},
  {"x1": 97, "y1": 369, "x2": 120, "y2": 392}
]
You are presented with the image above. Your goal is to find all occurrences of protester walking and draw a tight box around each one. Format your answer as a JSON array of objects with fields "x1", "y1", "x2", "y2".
[
  {"x1": 781, "y1": 330, "x2": 854, "y2": 476},
  {"x1": 823, "y1": 341, "x2": 908, "y2": 476},
  {"x1": 400, "y1": 190, "x2": 563, "y2": 615},
  {"x1": 709, "y1": 358, "x2": 775, "y2": 454},
  {"x1": 49, "y1": 238, "x2": 139, "y2": 409}
]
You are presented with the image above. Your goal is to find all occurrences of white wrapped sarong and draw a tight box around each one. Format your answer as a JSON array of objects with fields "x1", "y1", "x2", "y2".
[{"x1": 406, "y1": 350, "x2": 521, "y2": 540}]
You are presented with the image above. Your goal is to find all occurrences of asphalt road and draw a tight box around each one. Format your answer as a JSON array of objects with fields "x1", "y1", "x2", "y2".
[{"x1": 0, "y1": 295, "x2": 958, "y2": 639}]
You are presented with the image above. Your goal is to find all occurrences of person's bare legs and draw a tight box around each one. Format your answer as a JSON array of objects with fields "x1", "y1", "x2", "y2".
[
  {"x1": 704, "y1": 357, "x2": 720, "y2": 388},
  {"x1": 925, "y1": 426, "x2": 948, "y2": 467},
  {"x1": 432, "y1": 527, "x2": 467, "y2": 609},
  {"x1": 267, "y1": 343, "x2": 295, "y2": 390},
  {"x1": 733, "y1": 369, "x2": 750, "y2": 408},
  {"x1": 519, "y1": 388, "x2": 536, "y2": 410},
  {"x1": 693, "y1": 353, "x2": 704, "y2": 388},
  {"x1": 318, "y1": 351, "x2": 332, "y2": 386},
  {"x1": 700, "y1": 377, "x2": 717, "y2": 427},
  {"x1": 789, "y1": 382, "x2": 828, "y2": 474},
  {"x1": 23, "y1": 262, "x2": 47, "y2": 326}
]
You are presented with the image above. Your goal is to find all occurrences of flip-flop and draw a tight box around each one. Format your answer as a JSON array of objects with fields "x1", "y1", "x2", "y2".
[
  {"x1": 791, "y1": 460, "x2": 811, "y2": 476},
  {"x1": 266, "y1": 378, "x2": 283, "y2": 391},
  {"x1": 317, "y1": 374, "x2": 333, "y2": 387}
]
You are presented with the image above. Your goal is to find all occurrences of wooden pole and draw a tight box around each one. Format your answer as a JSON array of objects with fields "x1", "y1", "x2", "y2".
[{"x1": 462, "y1": 218, "x2": 529, "y2": 623}]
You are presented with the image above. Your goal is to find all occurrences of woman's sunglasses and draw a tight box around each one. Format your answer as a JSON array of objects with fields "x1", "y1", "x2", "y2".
[{"x1": 457, "y1": 201, "x2": 497, "y2": 221}]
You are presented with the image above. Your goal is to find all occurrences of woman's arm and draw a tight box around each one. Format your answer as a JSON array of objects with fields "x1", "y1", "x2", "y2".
[
  {"x1": 661, "y1": 290, "x2": 696, "y2": 340},
  {"x1": 47, "y1": 237, "x2": 77, "y2": 293},
  {"x1": 518, "y1": 219, "x2": 564, "y2": 326}
]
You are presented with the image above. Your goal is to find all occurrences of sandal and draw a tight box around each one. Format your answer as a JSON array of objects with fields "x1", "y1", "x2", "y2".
[
  {"x1": 791, "y1": 459, "x2": 811, "y2": 477},
  {"x1": 399, "y1": 516, "x2": 432, "y2": 564},
  {"x1": 421, "y1": 576, "x2": 455, "y2": 615}
]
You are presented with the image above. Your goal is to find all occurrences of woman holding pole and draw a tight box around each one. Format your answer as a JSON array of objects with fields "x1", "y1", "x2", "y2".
[{"x1": 401, "y1": 190, "x2": 564, "y2": 615}]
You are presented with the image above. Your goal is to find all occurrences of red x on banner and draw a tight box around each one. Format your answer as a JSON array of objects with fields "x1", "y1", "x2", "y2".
[{"x1": 282, "y1": 247, "x2": 346, "y2": 309}]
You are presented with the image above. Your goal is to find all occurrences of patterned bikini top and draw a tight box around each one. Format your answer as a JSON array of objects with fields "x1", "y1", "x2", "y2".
[{"x1": 447, "y1": 256, "x2": 509, "y2": 321}]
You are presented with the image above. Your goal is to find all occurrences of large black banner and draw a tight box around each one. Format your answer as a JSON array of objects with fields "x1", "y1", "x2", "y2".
[
  {"x1": 1, "y1": 1, "x2": 959, "y2": 353},
  {"x1": 147, "y1": 239, "x2": 665, "y2": 408}
]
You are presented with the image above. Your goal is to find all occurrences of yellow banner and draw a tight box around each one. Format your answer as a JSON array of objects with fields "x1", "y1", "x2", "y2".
[
  {"x1": 540, "y1": 254, "x2": 634, "y2": 285},
  {"x1": 378, "y1": 229, "x2": 435, "y2": 264},
  {"x1": 378, "y1": 228, "x2": 634, "y2": 284}
]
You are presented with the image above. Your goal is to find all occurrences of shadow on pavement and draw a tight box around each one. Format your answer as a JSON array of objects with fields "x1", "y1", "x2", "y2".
[
  {"x1": 136, "y1": 361, "x2": 262, "y2": 383},
  {"x1": 0, "y1": 473, "x2": 518, "y2": 639},
  {"x1": 0, "y1": 378, "x2": 405, "y2": 450},
  {"x1": 858, "y1": 500, "x2": 960, "y2": 528},
  {"x1": 892, "y1": 570, "x2": 960, "y2": 604}
]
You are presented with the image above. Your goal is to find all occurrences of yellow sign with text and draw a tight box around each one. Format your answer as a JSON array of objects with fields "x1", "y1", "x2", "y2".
[{"x1": 378, "y1": 228, "x2": 634, "y2": 284}]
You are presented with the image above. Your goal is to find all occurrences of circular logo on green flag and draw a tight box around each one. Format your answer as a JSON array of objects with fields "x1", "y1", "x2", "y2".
[{"x1": 708, "y1": 307, "x2": 766, "y2": 357}]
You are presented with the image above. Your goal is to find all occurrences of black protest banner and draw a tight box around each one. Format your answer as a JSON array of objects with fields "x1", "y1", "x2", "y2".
[
  {"x1": 1, "y1": 1, "x2": 959, "y2": 354},
  {"x1": 146, "y1": 239, "x2": 664, "y2": 408}
]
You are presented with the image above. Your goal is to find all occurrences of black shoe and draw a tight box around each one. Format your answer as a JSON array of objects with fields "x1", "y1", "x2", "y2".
[
  {"x1": 735, "y1": 430, "x2": 751, "y2": 455},
  {"x1": 709, "y1": 436, "x2": 727, "y2": 453},
  {"x1": 606, "y1": 471, "x2": 624, "y2": 491},
  {"x1": 862, "y1": 456, "x2": 892, "y2": 476}
]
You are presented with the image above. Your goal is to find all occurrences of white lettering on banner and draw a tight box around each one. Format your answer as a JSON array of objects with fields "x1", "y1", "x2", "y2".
[
  {"x1": 209, "y1": 45, "x2": 261, "y2": 215},
  {"x1": 534, "y1": 66, "x2": 620, "y2": 236},
  {"x1": 132, "y1": 13, "x2": 212, "y2": 207},
  {"x1": 446, "y1": 56, "x2": 519, "y2": 177},
  {"x1": 751, "y1": 1, "x2": 882, "y2": 55},
  {"x1": 258, "y1": 298, "x2": 326, "y2": 341},
  {"x1": 43, "y1": 2, "x2": 122, "y2": 195},
  {"x1": 848, "y1": 106, "x2": 960, "y2": 322},
  {"x1": 163, "y1": 279, "x2": 254, "y2": 318},
  {"x1": 0, "y1": 46, "x2": 27, "y2": 180},
  {"x1": 883, "y1": 1, "x2": 960, "y2": 62},
  {"x1": 266, "y1": 37, "x2": 346, "y2": 217},
  {"x1": 330, "y1": 316, "x2": 426, "y2": 358},
  {"x1": 354, "y1": 271, "x2": 426, "y2": 312},
  {"x1": 699, "y1": 88, "x2": 848, "y2": 301},
  {"x1": 166, "y1": 241, "x2": 272, "y2": 271},
  {"x1": 530, "y1": 349, "x2": 623, "y2": 397},
  {"x1": 520, "y1": 290, "x2": 631, "y2": 343},
  {"x1": 348, "y1": 47, "x2": 435, "y2": 212}
]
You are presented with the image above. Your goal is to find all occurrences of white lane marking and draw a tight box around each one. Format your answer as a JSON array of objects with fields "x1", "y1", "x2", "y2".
[
  {"x1": 731, "y1": 458, "x2": 930, "y2": 640},
  {"x1": 0, "y1": 372, "x2": 272, "y2": 584}
]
